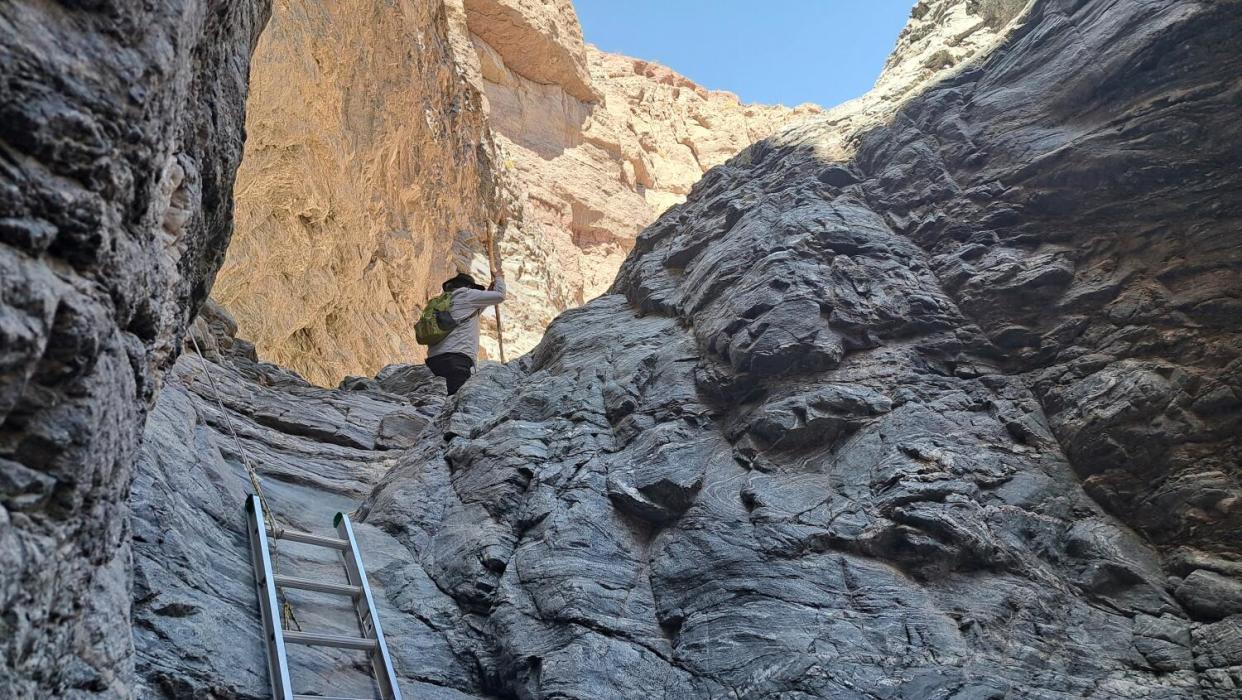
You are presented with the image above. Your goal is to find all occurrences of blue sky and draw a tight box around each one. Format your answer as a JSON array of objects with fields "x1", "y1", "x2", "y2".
[{"x1": 574, "y1": 0, "x2": 915, "y2": 108}]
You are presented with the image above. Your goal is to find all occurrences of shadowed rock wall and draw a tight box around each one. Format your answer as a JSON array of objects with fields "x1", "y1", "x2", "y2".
[
  {"x1": 132, "y1": 309, "x2": 460, "y2": 697},
  {"x1": 0, "y1": 1, "x2": 270, "y2": 696},
  {"x1": 848, "y1": 0, "x2": 1242, "y2": 575}
]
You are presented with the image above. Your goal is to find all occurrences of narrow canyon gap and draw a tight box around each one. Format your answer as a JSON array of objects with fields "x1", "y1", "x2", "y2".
[{"x1": 1, "y1": 0, "x2": 1240, "y2": 699}]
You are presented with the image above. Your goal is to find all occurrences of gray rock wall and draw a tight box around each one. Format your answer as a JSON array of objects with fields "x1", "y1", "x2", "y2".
[
  {"x1": 0, "y1": 1, "x2": 269, "y2": 696},
  {"x1": 848, "y1": 0, "x2": 1242, "y2": 556},
  {"x1": 362, "y1": 0, "x2": 1239, "y2": 695}
]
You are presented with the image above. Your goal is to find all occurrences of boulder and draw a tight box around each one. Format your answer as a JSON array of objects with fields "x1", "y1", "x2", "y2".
[{"x1": 1176, "y1": 570, "x2": 1242, "y2": 621}]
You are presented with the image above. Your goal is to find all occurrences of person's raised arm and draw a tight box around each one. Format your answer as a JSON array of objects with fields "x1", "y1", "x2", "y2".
[{"x1": 458, "y1": 275, "x2": 505, "y2": 311}]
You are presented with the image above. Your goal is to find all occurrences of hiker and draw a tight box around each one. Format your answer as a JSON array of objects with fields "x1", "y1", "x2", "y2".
[{"x1": 417, "y1": 271, "x2": 506, "y2": 395}]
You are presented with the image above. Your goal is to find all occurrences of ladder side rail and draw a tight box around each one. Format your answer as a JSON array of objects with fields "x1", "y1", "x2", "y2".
[
  {"x1": 247, "y1": 495, "x2": 294, "y2": 700},
  {"x1": 335, "y1": 512, "x2": 403, "y2": 700}
]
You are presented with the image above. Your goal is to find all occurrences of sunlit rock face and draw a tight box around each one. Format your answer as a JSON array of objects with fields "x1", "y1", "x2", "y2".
[
  {"x1": 0, "y1": 1, "x2": 269, "y2": 696},
  {"x1": 131, "y1": 0, "x2": 1240, "y2": 698},
  {"x1": 215, "y1": 0, "x2": 509, "y2": 387},
  {"x1": 464, "y1": 0, "x2": 598, "y2": 104}
]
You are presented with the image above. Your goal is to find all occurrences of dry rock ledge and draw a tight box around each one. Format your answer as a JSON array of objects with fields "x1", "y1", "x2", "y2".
[
  {"x1": 138, "y1": 0, "x2": 1241, "y2": 698},
  {"x1": 0, "y1": 0, "x2": 1239, "y2": 698}
]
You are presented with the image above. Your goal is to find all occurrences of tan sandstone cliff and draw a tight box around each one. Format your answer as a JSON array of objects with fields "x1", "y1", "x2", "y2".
[
  {"x1": 215, "y1": 0, "x2": 509, "y2": 385},
  {"x1": 220, "y1": 0, "x2": 1021, "y2": 385}
]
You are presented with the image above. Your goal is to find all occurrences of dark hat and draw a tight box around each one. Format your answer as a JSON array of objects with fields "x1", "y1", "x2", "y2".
[{"x1": 443, "y1": 272, "x2": 484, "y2": 292}]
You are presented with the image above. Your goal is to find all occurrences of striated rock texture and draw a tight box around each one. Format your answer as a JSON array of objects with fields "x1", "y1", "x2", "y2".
[
  {"x1": 0, "y1": 0, "x2": 269, "y2": 696},
  {"x1": 215, "y1": 0, "x2": 509, "y2": 387},
  {"x1": 132, "y1": 0, "x2": 1241, "y2": 698},
  {"x1": 133, "y1": 308, "x2": 467, "y2": 698}
]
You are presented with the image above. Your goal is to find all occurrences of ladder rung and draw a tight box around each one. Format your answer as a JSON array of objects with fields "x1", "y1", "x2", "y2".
[
  {"x1": 283, "y1": 630, "x2": 377, "y2": 651},
  {"x1": 270, "y1": 527, "x2": 349, "y2": 550},
  {"x1": 293, "y1": 696, "x2": 377, "y2": 700},
  {"x1": 274, "y1": 575, "x2": 361, "y2": 597}
]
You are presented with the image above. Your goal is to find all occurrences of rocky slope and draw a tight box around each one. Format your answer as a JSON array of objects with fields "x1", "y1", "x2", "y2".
[
  {"x1": 133, "y1": 305, "x2": 469, "y2": 698},
  {"x1": 128, "y1": 0, "x2": 1241, "y2": 698},
  {"x1": 0, "y1": 1, "x2": 269, "y2": 696}
]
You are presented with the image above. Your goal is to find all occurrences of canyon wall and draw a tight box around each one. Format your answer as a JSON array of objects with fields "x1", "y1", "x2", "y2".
[
  {"x1": 356, "y1": 0, "x2": 1242, "y2": 691},
  {"x1": 2, "y1": 0, "x2": 1235, "y2": 697},
  {"x1": 129, "y1": 0, "x2": 1241, "y2": 698},
  {"x1": 0, "y1": 1, "x2": 270, "y2": 696},
  {"x1": 219, "y1": 0, "x2": 821, "y2": 384},
  {"x1": 220, "y1": 0, "x2": 1021, "y2": 384},
  {"x1": 215, "y1": 0, "x2": 509, "y2": 387}
]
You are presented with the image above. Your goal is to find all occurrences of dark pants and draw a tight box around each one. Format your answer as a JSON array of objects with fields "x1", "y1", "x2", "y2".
[{"x1": 426, "y1": 352, "x2": 474, "y2": 395}]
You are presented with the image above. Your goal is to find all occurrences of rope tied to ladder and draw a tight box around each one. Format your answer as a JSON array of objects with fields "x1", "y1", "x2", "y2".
[{"x1": 187, "y1": 331, "x2": 301, "y2": 632}]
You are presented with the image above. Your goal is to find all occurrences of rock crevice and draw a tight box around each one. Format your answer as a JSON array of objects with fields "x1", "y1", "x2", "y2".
[{"x1": 2, "y1": 0, "x2": 1239, "y2": 698}]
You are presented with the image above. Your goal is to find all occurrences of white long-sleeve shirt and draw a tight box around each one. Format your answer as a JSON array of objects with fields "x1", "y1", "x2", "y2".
[{"x1": 427, "y1": 276, "x2": 506, "y2": 361}]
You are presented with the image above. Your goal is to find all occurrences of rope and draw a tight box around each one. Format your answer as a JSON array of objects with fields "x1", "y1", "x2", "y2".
[{"x1": 186, "y1": 332, "x2": 301, "y2": 632}]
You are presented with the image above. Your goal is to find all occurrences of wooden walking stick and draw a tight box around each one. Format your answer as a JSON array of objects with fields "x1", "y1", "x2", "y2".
[{"x1": 486, "y1": 223, "x2": 507, "y2": 363}]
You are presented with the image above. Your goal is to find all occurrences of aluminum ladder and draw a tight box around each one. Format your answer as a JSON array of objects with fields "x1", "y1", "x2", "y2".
[{"x1": 245, "y1": 494, "x2": 403, "y2": 700}]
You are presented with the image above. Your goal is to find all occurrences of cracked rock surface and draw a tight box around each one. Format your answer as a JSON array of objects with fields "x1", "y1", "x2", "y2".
[
  {"x1": 132, "y1": 1, "x2": 1240, "y2": 698},
  {"x1": 409, "y1": 0, "x2": 1239, "y2": 694},
  {"x1": 0, "y1": 1, "x2": 269, "y2": 696}
]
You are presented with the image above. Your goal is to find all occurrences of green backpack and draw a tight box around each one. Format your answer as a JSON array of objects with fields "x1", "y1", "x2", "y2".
[{"x1": 415, "y1": 292, "x2": 459, "y2": 346}]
